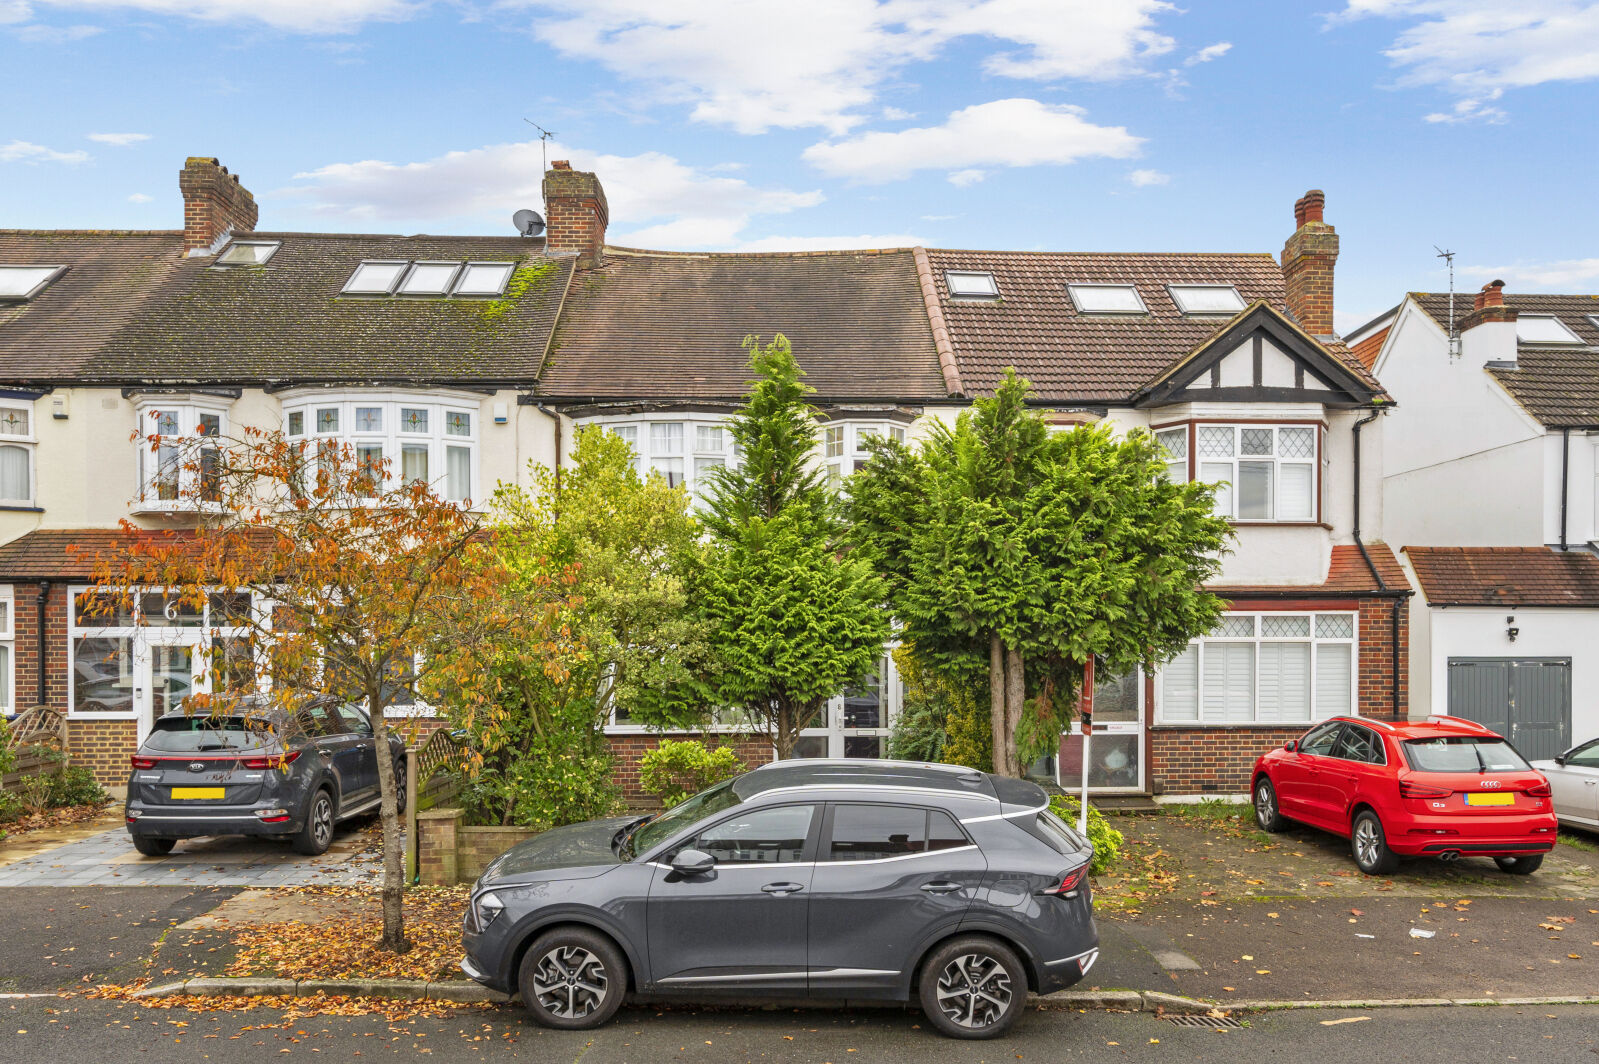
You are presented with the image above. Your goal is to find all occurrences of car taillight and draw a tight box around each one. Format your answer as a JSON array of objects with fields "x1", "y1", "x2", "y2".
[
  {"x1": 1525, "y1": 781, "x2": 1551, "y2": 798},
  {"x1": 1399, "y1": 780, "x2": 1452, "y2": 799},
  {"x1": 1042, "y1": 863, "x2": 1089, "y2": 897},
  {"x1": 130, "y1": 756, "x2": 158, "y2": 770},
  {"x1": 242, "y1": 750, "x2": 302, "y2": 770}
]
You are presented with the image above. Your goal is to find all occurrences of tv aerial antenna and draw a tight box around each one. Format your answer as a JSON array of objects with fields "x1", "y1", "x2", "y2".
[
  {"x1": 1435, "y1": 245, "x2": 1459, "y2": 359},
  {"x1": 524, "y1": 119, "x2": 556, "y2": 173}
]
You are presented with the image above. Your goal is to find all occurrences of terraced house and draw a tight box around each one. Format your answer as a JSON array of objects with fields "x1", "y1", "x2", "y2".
[{"x1": 0, "y1": 157, "x2": 1407, "y2": 800}]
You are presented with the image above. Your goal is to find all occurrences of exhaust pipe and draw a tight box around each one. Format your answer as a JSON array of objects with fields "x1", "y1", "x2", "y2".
[{"x1": 1436, "y1": 850, "x2": 1461, "y2": 862}]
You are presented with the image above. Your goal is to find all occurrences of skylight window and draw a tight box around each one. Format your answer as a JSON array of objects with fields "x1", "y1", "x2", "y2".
[
  {"x1": 0, "y1": 265, "x2": 66, "y2": 301},
  {"x1": 1067, "y1": 283, "x2": 1146, "y2": 314},
  {"x1": 945, "y1": 270, "x2": 1000, "y2": 299},
  {"x1": 342, "y1": 261, "x2": 409, "y2": 296},
  {"x1": 1168, "y1": 284, "x2": 1246, "y2": 315},
  {"x1": 1516, "y1": 314, "x2": 1583, "y2": 344},
  {"x1": 452, "y1": 262, "x2": 516, "y2": 298},
  {"x1": 215, "y1": 241, "x2": 280, "y2": 266},
  {"x1": 397, "y1": 261, "x2": 464, "y2": 297}
]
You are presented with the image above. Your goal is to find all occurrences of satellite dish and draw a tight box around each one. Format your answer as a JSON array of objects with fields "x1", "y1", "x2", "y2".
[{"x1": 512, "y1": 209, "x2": 546, "y2": 238}]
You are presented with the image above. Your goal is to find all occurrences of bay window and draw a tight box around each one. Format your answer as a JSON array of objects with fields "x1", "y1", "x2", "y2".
[
  {"x1": 0, "y1": 401, "x2": 36, "y2": 507},
  {"x1": 822, "y1": 421, "x2": 906, "y2": 481},
  {"x1": 1159, "y1": 612, "x2": 1355, "y2": 725},
  {"x1": 283, "y1": 393, "x2": 478, "y2": 505},
  {"x1": 134, "y1": 399, "x2": 227, "y2": 509},
  {"x1": 584, "y1": 414, "x2": 738, "y2": 502},
  {"x1": 1158, "y1": 423, "x2": 1318, "y2": 522}
]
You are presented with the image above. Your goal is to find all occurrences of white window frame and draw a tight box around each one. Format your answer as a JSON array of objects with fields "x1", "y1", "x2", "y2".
[
  {"x1": 281, "y1": 390, "x2": 481, "y2": 507},
  {"x1": 1067, "y1": 283, "x2": 1147, "y2": 315},
  {"x1": 578, "y1": 412, "x2": 739, "y2": 505},
  {"x1": 0, "y1": 264, "x2": 67, "y2": 302},
  {"x1": 213, "y1": 241, "x2": 281, "y2": 267},
  {"x1": 1156, "y1": 611, "x2": 1358, "y2": 726},
  {"x1": 1178, "y1": 422, "x2": 1320, "y2": 523},
  {"x1": 1515, "y1": 314, "x2": 1583, "y2": 345},
  {"x1": 1167, "y1": 284, "x2": 1247, "y2": 315},
  {"x1": 945, "y1": 270, "x2": 1000, "y2": 299},
  {"x1": 0, "y1": 399, "x2": 37, "y2": 508},
  {"x1": 132, "y1": 397, "x2": 230, "y2": 512},
  {"x1": 821, "y1": 420, "x2": 907, "y2": 483},
  {"x1": 0, "y1": 584, "x2": 13, "y2": 717}
]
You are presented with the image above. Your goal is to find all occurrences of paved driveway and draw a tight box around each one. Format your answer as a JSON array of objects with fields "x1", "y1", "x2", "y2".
[{"x1": 0, "y1": 821, "x2": 388, "y2": 887}]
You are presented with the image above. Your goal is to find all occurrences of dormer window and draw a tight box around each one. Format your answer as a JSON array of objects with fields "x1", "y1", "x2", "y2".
[
  {"x1": 0, "y1": 265, "x2": 66, "y2": 302},
  {"x1": 945, "y1": 271, "x2": 1000, "y2": 299},
  {"x1": 1169, "y1": 284, "x2": 1246, "y2": 315},
  {"x1": 1067, "y1": 283, "x2": 1146, "y2": 314},
  {"x1": 214, "y1": 241, "x2": 280, "y2": 266},
  {"x1": 343, "y1": 261, "x2": 409, "y2": 296},
  {"x1": 1515, "y1": 314, "x2": 1583, "y2": 345}
]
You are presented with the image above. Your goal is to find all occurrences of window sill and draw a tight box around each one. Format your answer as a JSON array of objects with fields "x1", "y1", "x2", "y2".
[
  {"x1": 1226, "y1": 521, "x2": 1331, "y2": 530},
  {"x1": 604, "y1": 724, "x2": 756, "y2": 736},
  {"x1": 0, "y1": 505, "x2": 43, "y2": 513},
  {"x1": 1152, "y1": 718, "x2": 1349, "y2": 730}
]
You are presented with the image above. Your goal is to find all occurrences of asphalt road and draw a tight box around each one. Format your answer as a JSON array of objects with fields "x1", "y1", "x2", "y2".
[{"x1": 1, "y1": 998, "x2": 1595, "y2": 1063}]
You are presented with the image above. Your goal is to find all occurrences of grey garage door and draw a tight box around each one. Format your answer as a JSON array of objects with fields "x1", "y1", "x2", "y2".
[{"x1": 1446, "y1": 658, "x2": 1572, "y2": 761}]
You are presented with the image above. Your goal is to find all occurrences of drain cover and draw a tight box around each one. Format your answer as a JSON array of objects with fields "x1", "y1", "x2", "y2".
[{"x1": 1167, "y1": 1014, "x2": 1244, "y2": 1029}]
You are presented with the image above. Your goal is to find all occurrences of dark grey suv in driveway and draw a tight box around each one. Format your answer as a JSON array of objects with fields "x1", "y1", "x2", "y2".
[
  {"x1": 125, "y1": 696, "x2": 406, "y2": 857},
  {"x1": 461, "y1": 760, "x2": 1099, "y2": 1039}
]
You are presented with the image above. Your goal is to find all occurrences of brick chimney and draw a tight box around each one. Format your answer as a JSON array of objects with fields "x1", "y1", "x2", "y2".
[
  {"x1": 1280, "y1": 189, "x2": 1339, "y2": 340},
  {"x1": 542, "y1": 161, "x2": 608, "y2": 266},
  {"x1": 180, "y1": 157, "x2": 258, "y2": 256}
]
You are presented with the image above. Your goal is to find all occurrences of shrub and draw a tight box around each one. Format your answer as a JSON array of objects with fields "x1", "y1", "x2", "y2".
[
  {"x1": 888, "y1": 643, "x2": 992, "y2": 772},
  {"x1": 456, "y1": 721, "x2": 621, "y2": 831},
  {"x1": 48, "y1": 765, "x2": 107, "y2": 807},
  {"x1": 17, "y1": 773, "x2": 54, "y2": 817},
  {"x1": 639, "y1": 740, "x2": 745, "y2": 808},
  {"x1": 1048, "y1": 794, "x2": 1124, "y2": 876}
]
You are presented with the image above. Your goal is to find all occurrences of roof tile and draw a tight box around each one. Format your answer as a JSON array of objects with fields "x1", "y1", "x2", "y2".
[{"x1": 1404, "y1": 545, "x2": 1599, "y2": 607}]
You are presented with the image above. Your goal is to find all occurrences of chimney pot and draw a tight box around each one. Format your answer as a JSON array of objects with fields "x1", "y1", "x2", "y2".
[
  {"x1": 551, "y1": 159, "x2": 572, "y2": 171},
  {"x1": 1474, "y1": 279, "x2": 1506, "y2": 310},
  {"x1": 1281, "y1": 187, "x2": 1339, "y2": 338},
  {"x1": 1301, "y1": 189, "x2": 1325, "y2": 225}
]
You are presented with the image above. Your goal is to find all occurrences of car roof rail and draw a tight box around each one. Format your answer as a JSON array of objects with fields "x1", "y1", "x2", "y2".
[
  {"x1": 753, "y1": 758, "x2": 982, "y2": 776},
  {"x1": 1424, "y1": 714, "x2": 1494, "y2": 733}
]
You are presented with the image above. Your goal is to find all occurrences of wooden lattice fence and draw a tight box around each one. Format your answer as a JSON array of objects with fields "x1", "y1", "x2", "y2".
[{"x1": 405, "y1": 726, "x2": 466, "y2": 882}]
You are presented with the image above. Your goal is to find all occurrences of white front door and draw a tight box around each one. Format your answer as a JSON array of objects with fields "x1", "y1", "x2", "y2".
[
  {"x1": 133, "y1": 635, "x2": 199, "y2": 741},
  {"x1": 1059, "y1": 666, "x2": 1146, "y2": 793},
  {"x1": 795, "y1": 653, "x2": 900, "y2": 759}
]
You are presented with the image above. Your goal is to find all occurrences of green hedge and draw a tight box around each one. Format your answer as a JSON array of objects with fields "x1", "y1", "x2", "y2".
[
  {"x1": 1048, "y1": 795, "x2": 1123, "y2": 876},
  {"x1": 639, "y1": 740, "x2": 745, "y2": 808}
]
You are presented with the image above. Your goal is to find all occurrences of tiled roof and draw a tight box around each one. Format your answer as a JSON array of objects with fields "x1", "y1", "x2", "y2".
[
  {"x1": 923, "y1": 249, "x2": 1385, "y2": 402},
  {"x1": 1413, "y1": 292, "x2": 1599, "y2": 427},
  {"x1": 0, "y1": 230, "x2": 186, "y2": 384},
  {"x1": 1404, "y1": 546, "x2": 1599, "y2": 607},
  {"x1": 89, "y1": 233, "x2": 574, "y2": 385},
  {"x1": 1212, "y1": 543, "x2": 1410, "y2": 597},
  {"x1": 0, "y1": 528, "x2": 182, "y2": 580},
  {"x1": 537, "y1": 247, "x2": 948, "y2": 403}
]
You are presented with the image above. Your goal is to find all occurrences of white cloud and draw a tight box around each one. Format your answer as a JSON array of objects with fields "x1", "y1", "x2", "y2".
[
  {"x1": 13, "y1": 21, "x2": 100, "y2": 39},
  {"x1": 88, "y1": 131, "x2": 150, "y2": 145},
  {"x1": 1336, "y1": 1, "x2": 1599, "y2": 121},
  {"x1": 284, "y1": 139, "x2": 825, "y2": 250},
  {"x1": 127, "y1": 192, "x2": 152, "y2": 202},
  {"x1": 1184, "y1": 41, "x2": 1231, "y2": 65},
  {"x1": 802, "y1": 98, "x2": 1142, "y2": 183},
  {"x1": 947, "y1": 168, "x2": 986, "y2": 187},
  {"x1": 1461, "y1": 258, "x2": 1599, "y2": 288},
  {"x1": 921, "y1": 213, "x2": 957, "y2": 221},
  {"x1": 880, "y1": 106, "x2": 916, "y2": 121},
  {"x1": 24, "y1": 0, "x2": 420, "y2": 33},
  {"x1": 0, "y1": 0, "x2": 31, "y2": 22},
  {"x1": 1423, "y1": 89, "x2": 1507, "y2": 123},
  {"x1": 733, "y1": 233, "x2": 925, "y2": 252},
  {"x1": 522, "y1": 0, "x2": 1177, "y2": 134},
  {"x1": 1127, "y1": 167, "x2": 1169, "y2": 186},
  {"x1": 0, "y1": 139, "x2": 90, "y2": 163}
]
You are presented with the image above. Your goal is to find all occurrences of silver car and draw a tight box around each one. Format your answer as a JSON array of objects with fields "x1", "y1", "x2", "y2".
[{"x1": 1532, "y1": 738, "x2": 1599, "y2": 831}]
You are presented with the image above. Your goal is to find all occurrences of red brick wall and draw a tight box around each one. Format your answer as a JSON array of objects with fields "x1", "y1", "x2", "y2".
[
  {"x1": 11, "y1": 582, "x2": 71, "y2": 716},
  {"x1": 67, "y1": 719, "x2": 139, "y2": 786},
  {"x1": 605, "y1": 732, "x2": 773, "y2": 805},
  {"x1": 1280, "y1": 190, "x2": 1339, "y2": 337},
  {"x1": 1150, "y1": 595, "x2": 1407, "y2": 796}
]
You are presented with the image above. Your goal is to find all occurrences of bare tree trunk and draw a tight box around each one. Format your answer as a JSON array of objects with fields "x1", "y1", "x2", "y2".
[
  {"x1": 1004, "y1": 645, "x2": 1026, "y2": 778},
  {"x1": 368, "y1": 692, "x2": 409, "y2": 954},
  {"x1": 989, "y1": 634, "x2": 1010, "y2": 777}
]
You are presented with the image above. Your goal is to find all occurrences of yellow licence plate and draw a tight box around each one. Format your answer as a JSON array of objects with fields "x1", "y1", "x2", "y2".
[
  {"x1": 1465, "y1": 792, "x2": 1515, "y2": 806},
  {"x1": 170, "y1": 787, "x2": 225, "y2": 800}
]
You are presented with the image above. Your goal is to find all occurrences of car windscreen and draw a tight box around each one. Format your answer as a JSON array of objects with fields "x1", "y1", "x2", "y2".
[
  {"x1": 142, "y1": 716, "x2": 278, "y2": 753},
  {"x1": 627, "y1": 779, "x2": 742, "y2": 858},
  {"x1": 1402, "y1": 736, "x2": 1530, "y2": 774}
]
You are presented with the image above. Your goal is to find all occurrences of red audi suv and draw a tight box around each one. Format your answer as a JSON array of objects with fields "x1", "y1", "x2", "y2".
[{"x1": 1251, "y1": 715, "x2": 1558, "y2": 875}]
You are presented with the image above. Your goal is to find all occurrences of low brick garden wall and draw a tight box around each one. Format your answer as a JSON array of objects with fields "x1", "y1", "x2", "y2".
[{"x1": 416, "y1": 808, "x2": 541, "y2": 885}]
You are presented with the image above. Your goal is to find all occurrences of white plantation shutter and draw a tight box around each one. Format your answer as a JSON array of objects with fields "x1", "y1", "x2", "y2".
[
  {"x1": 1316, "y1": 643, "x2": 1353, "y2": 718},
  {"x1": 1279, "y1": 463, "x2": 1314, "y2": 520},
  {"x1": 1161, "y1": 646, "x2": 1199, "y2": 721},
  {"x1": 1202, "y1": 642, "x2": 1254, "y2": 723},
  {"x1": 1258, "y1": 642, "x2": 1311, "y2": 722}
]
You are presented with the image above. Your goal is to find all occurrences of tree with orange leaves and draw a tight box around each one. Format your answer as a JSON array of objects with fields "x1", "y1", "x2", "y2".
[{"x1": 88, "y1": 424, "x2": 581, "y2": 952}]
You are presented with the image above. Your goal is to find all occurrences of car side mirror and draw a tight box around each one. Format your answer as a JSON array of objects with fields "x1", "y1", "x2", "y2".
[
  {"x1": 670, "y1": 849, "x2": 716, "y2": 877},
  {"x1": 1553, "y1": 755, "x2": 1566, "y2": 766},
  {"x1": 1283, "y1": 739, "x2": 1297, "y2": 752}
]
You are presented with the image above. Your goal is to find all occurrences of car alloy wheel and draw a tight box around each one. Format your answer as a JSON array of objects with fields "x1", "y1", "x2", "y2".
[
  {"x1": 935, "y1": 953, "x2": 1013, "y2": 1031},
  {"x1": 1254, "y1": 779, "x2": 1283, "y2": 832},
  {"x1": 311, "y1": 795, "x2": 334, "y2": 848},
  {"x1": 1350, "y1": 809, "x2": 1398, "y2": 874},
  {"x1": 530, "y1": 946, "x2": 609, "y2": 1021}
]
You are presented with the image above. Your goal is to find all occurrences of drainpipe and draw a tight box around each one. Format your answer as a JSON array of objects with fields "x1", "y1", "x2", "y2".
[
  {"x1": 536, "y1": 402, "x2": 562, "y2": 498},
  {"x1": 1351, "y1": 411, "x2": 1404, "y2": 721},
  {"x1": 35, "y1": 580, "x2": 50, "y2": 707},
  {"x1": 1559, "y1": 427, "x2": 1570, "y2": 551}
]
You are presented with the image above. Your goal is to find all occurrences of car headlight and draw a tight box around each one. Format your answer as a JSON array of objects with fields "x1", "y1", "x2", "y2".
[{"x1": 467, "y1": 891, "x2": 505, "y2": 934}]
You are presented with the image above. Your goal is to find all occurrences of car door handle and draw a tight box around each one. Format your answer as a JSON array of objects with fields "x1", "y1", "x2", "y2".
[
  {"x1": 920, "y1": 882, "x2": 962, "y2": 894},
  {"x1": 761, "y1": 882, "x2": 804, "y2": 896}
]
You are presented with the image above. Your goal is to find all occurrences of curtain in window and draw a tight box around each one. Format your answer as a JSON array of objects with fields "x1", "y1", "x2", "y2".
[
  {"x1": 1279, "y1": 463, "x2": 1314, "y2": 520},
  {"x1": 0, "y1": 643, "x2": 10, "y2": 714},
  {"x1": 1201, "y1": 642, "x2": 1254, "y2": 722},
  {"x1": 1258, "y1": 642, "x2": 1311, "y2": 722},
  {"x1": 1316, "y1": 643, "x2": 1353, "y2": 717},
  {"x1": 445, "y1": 445, "x2": 471, "y2": 502},
  {"x1": 0, "y1": 445, "x2": 28, "y2": 502},
  {"x1": 401, "y1": 444, "x2": 429, "y2": 486}
]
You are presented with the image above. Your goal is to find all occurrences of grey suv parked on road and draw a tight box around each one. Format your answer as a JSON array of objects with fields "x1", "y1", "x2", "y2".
[
  {"x1": 461, "y1": 760, "x2": 1099, "y2": 1039},
  {"x1": 124, "y1": 696, "x2": 406, "y2": 857}
]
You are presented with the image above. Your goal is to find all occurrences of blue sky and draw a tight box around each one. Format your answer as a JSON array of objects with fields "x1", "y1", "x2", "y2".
[{"x1": 3, "y1": 0, "x2": 1598, "y2": 330}]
